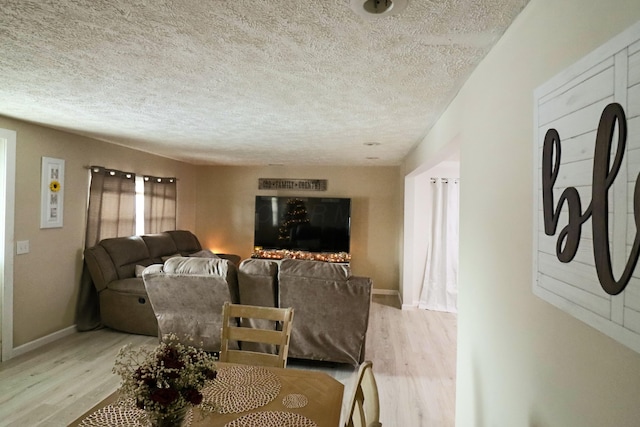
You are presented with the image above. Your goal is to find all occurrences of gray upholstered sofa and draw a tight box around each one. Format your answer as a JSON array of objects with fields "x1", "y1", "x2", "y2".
[
  {"x1": 83, "y1": 230, "x2": 240, "y2": 336},
  {"x1": 142, "y1": 257, "x2": 239, "y2": 351},
  {"x1": 238, "y1": 258, "x2": 373, "y2": 365}
]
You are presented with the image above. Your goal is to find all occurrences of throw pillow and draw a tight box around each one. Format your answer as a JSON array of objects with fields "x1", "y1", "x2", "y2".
[
  {"x1": 189, "y1": 249, "x2": 220, "y2": 259},
  {"x1": 135, "y1": 265, "x2": 146, "y2": 278}
]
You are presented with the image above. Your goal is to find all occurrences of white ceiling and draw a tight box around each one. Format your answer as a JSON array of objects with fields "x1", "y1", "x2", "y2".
[{"x1": 0, "y1": 0, "x2": 529, "y2": 166}]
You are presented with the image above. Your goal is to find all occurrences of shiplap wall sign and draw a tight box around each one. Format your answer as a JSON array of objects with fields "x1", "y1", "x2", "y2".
[{"x1": 533, "y1": 19, "x2": 640, "y2": 354}]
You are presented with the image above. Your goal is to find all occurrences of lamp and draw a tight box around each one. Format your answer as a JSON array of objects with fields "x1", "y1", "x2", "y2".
[{"x1": 350, "y1": 0, "x2": 408, "y2": 19}]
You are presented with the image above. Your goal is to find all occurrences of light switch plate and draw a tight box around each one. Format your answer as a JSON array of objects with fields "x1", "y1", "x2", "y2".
[{"x1": 16, "y1": 240, "x2": 29, "y2": 255}]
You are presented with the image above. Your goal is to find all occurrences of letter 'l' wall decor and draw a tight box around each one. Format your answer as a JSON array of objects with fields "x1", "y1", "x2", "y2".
[{"x1": 533, "y1": 19, "x2": 640, "y2": 354}]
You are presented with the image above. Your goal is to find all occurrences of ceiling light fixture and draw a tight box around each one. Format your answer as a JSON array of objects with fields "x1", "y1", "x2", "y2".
[{"x1": 350, "y1": 0, "x2": 408, "y2": 19}]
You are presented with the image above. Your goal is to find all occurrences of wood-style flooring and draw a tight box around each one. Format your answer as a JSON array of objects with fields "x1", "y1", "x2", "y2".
[{"x1": 0, "y1": 295, "x2": 457, "y2": 426}]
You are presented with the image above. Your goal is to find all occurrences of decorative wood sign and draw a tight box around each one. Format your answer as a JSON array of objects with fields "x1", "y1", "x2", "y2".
[
  {"x1": 258, "y1": 178, "x2": 327, "y2": 191},
  {"x1": 533, "y1": 20, "x2": 640, "y2": 353},
  {"x1": 40, "y1": 156, "x2": 64, "y2": 228}
]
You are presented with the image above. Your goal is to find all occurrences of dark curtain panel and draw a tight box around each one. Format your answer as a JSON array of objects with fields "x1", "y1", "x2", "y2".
[
  {"x1": 144, "y1": 176, "x2": 176, "y2": 234},
  {"x1": 76, "y1": 166, "x2": 136, "y2": 331},
  {"x1": 85, "y1": 167, "x2": 136, "y2": 247}
]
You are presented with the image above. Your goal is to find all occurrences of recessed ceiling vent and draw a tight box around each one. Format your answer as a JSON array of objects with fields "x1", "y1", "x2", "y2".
[{"x1": 350, "y1": 0, "x2": 409, "y2": 19}]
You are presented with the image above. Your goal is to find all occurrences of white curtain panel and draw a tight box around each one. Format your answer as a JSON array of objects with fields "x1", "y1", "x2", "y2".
[{"x1": 419, "y1": 178, "x2": 460, "y2": 313}]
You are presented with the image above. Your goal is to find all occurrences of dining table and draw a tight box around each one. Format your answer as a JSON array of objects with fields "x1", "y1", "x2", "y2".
[{"x1": 69, "y1": 362, "x2": 344, "y2": 427}]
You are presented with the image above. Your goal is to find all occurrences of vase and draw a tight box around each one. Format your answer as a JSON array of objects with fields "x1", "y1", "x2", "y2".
[{"x1": 146, "y1": 406, "x2": 188, "y2": 427}]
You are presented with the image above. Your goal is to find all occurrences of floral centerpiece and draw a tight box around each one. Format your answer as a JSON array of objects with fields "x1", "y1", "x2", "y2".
[{"x1": 113, "y1": 334, "x2": 217, "y2": 427}]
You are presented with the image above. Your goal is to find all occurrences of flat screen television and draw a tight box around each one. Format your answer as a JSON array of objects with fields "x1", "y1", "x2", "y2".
[{"x1": 254, "y1": 196, "x2": 351, "y2": 253}]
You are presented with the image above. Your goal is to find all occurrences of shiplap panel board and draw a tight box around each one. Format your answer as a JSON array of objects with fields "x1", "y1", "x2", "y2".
[
  {"x1": 538, "y1": 65, "x2": 614, "y2": 126},
  {"x1": 533, "y1": 20, "x2": 640, "y2": 355},
  {"x1": 536, "y1": 187, "x2": 613, "y2": 224},
  {"x1": 538, "y1": 274, "x2": 610, "y2": 318},
  {"x1": 538, "y1": 231, "x2": 595, "y2": 266},
  {"x1": 629, "y1": 49, "x2": 640, "y2": 87},
  {"x1": 625, "y1": 277, "x2": 640, "y2": 311},
  {"x1": 539, "y1": 98, "x2": 614, "y2": 148},
  {"x1": 534, "y1": 131, "x2": 597, "y2": 170},
  {"x1": 538, "y1": 57, "x2": 613, "y2": 109},
  {"x1": 624, "y1": 307, "x2": 640, "y2": 334},
  {"x1": 552, "y1": 158, "x2": 596, "y2": 188},
  {"x1": 628, "y1": 83, "x2": 640, "y2": 117},
  {"x1": 538, "y1": 252, "x2": 606, "y2": 297},
  {"x1": 627, "y1": 116, "x2": 640, "y2": 149}
]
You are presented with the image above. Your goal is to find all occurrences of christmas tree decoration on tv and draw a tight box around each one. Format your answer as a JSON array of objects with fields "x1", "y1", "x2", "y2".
[{"x1": 278, "y1": 199, "x2": 310, "y2": 242}]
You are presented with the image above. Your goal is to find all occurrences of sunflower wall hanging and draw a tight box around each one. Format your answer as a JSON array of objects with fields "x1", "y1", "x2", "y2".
[{"x1": 40, "y1": 157, "x2": 65, "y2": 228}]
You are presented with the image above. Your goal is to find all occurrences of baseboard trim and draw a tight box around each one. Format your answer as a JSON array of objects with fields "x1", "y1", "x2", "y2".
[
  {"x1": 10, "y1": 325, "x2": 77, "y2": 359},
  {"x1": 372, "y1": 288, "x2": 399, "y2": 297},
  {"x1": 402, "y1": 302, "x2": 420, "y2": 310}
]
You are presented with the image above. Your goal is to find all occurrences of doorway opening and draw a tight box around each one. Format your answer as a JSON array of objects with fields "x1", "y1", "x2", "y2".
[
  {"x1": 402, "y1": 144, "x2": 459, "y2": 309},
  {"x1": 0, "y1": 128, "x2": 16, "y2": 361}
]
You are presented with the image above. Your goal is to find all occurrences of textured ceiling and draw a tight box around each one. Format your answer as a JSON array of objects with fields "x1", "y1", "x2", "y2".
[{"x1": 0, "y1": 0, "x2": 529, "y2": 166}]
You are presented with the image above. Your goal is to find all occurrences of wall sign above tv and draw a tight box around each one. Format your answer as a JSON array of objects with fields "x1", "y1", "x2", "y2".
[{"x1": 258, "y1": 178, "x2": 327, "y2": 191}]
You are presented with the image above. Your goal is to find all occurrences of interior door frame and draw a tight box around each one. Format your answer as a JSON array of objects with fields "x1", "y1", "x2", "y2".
[{"x1": 1, "y1": 128, "x2": 16, "y2": 361}]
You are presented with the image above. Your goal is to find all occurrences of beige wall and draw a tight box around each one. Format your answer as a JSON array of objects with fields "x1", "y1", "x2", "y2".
[
  {"x1": 3, "y1": 116, "x2": 402, "y2": 348},
  {"x1": 2, "y1": 116, "x2": 198, "y2": 347},
  {"x1": 404, "y1": 0, "x2": 640, "y2": 425},
  {"x1": 194, "y1": 165, "x2": 402, "y2": 291}
]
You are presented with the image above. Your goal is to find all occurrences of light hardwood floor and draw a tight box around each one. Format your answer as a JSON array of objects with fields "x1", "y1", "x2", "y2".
[{"x1": 0, "y1": 295, "x2": 457, "y2": 426}]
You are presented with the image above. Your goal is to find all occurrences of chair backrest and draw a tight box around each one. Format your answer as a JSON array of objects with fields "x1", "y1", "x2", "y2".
[
  {"x1": 345, "y1": 361, "x2": 381, "y2": 427},
  {"x1": 219, "y1": 302, "x2": 294, "y2": 368}
]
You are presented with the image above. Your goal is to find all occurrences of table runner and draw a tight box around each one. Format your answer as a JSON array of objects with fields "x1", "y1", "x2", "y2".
[
  {"x1": 201, "y1": 365, "x2": 281, "y2": 414},
  {"x1": 78, "y1": 398, "x2": 193, "y2": 427},
  {"x1": 223, "y1": 411, "x2": 317, "y2": 427},
  {"x1": 77, "y1": 365, "x2": 321, "y2": 427}
]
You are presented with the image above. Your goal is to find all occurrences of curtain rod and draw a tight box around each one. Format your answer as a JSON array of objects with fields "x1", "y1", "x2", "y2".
[
  {"x1": 84, "y1": 165, "x2": 178, "y2": 181},
  {"x1": 430, "y1": 177, "x2": 459, "y2": 183}
]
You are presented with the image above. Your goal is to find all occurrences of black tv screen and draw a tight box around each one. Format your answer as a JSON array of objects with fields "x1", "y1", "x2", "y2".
[{"x1": 254, "y1": 196, "x2": 351, "y2": 253}]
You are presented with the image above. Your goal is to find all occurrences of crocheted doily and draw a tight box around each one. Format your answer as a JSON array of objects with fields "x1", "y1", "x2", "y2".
[
  {"x1": 79, "y1": 398, "x2": 193, "y2": 427},
  {"x1": 282, "y1": 393, "x2": 308, "y2": 409},
  {"x1": 202, "y1": 365, "x2": 281, "y2": 414},
  {"x1": 224, "y1": 411, "x2": 317, "y2": 427}
]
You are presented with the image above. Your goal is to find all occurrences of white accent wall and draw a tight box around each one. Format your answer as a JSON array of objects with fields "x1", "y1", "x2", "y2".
[{"x1": 403, "y1": 0, "x2": 640, "y2": 425}]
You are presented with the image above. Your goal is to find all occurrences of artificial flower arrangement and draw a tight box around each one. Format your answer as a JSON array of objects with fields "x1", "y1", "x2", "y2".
[{"x1": 113, "y1": 334, "x2": 217, "y2": 423}]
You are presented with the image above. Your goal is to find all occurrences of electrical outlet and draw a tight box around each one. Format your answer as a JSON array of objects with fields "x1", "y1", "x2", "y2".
[{"x1": 16, "y1": 240, "x2": 29, "y2": 255}]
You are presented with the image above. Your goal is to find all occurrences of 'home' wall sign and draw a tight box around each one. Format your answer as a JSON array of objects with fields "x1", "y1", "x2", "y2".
[{"x1": 533, "y1": 20, "x2": 640, "y2": 354}]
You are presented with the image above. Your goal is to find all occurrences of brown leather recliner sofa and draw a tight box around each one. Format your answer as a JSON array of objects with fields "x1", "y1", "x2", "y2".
[
  {"x1": 238, "y1": 258, "x2": 373, "y2": 365},
  {"x1": 83, "y1": 230, "x2": 240, "y2": 336}
]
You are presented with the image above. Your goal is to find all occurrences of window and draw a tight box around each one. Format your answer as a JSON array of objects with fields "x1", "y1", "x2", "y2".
[{"x1": 86, "y1": 167, "x2": 176, "y2": 247}]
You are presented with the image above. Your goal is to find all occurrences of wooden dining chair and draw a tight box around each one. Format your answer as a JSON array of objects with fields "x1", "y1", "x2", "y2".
[
  {"x1": 345, "y1": 360, "x2": 381, "y2": 427},
  {"x1": 219, "y1": 302, "x2": 294, "y2": 368}
]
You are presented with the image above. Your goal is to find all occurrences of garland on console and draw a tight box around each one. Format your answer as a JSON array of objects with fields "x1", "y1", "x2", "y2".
[{"x1": 251, "y1": 249, "x2": 351, "y2": 263}]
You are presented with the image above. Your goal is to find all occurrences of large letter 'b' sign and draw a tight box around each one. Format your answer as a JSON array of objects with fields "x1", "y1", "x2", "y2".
[{"x1": 542, "y1": 102, "x2": 640, "y2": 296}]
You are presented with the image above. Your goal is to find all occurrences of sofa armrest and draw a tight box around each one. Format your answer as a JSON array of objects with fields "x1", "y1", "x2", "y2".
[
  {"x1": 216, "y1": 253, "x2": 241, "y2": 267},
  {"x1": 237, "y1": 259, "x2": 278, "y2": 308},
  {"x1": 84, "y1": 245, "x2": 118, "y2": 292}
]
